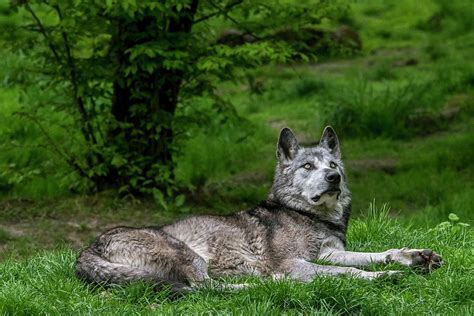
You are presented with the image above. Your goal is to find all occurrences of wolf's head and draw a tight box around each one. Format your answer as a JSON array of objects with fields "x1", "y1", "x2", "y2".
[{"x1": 269, "y1": 126, "x2": 351, "y2": 217}]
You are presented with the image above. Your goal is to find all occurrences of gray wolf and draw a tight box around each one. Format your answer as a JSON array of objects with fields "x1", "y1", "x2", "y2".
[{"x1": 76, "y1": 126, "x2": 442, "y2": 292}]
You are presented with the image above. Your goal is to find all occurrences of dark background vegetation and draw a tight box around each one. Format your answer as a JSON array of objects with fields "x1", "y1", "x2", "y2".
[{"x1": 0, "y1": 0, "x2": 472, "y2": 314}]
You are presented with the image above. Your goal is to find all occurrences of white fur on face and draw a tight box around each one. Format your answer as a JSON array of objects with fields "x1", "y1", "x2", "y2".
[{"x1": 298, "y1": 157, "x2": 340, "y2": 210}]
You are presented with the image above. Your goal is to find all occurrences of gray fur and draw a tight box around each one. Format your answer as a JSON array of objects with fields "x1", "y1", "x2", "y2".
[{"x1": 76, "y1": 126, "x2": 442, "y2": 292}]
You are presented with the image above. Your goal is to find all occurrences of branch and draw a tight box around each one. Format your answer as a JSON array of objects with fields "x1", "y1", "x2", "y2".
[
  {"x1": 2, "y1": 141, "x2": 53, "y2": 153},
  {"x1": 53, "y1": 4, "x2": 98, "y2": 146},
  {"x1": 23, "y1": 1, "x2": 61, "y2": 63},
  {"x1": 194, "y1": 0, "x2": 243, "y2": 24},
  {"x1": 89, "y1": 95, "x2": 105, "y2": 145},
  {"x1": 207, "y1": 0, "x2": 262, "y2": 40}
]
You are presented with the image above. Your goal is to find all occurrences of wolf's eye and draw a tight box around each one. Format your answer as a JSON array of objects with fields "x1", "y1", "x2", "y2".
[
  {"x1": 303, "y1": 163, "x2": 313, "y2": 170},
  {"x1": 330, "y1": 162, "x2": 337, "y2": 168}
]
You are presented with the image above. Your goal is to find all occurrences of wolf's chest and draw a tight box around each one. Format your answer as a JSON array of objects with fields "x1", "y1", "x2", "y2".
[
  {"x1": 269, "y1": 226, "x2": 324, "y2": 261},
  {"x1": 205, "y1": 227, "x2": 274, "y2": 277}
]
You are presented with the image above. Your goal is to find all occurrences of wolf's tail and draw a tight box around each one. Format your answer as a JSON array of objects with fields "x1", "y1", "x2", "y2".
[{"x1": 75, "y1": 248, "x2": 190, "y2": 293}]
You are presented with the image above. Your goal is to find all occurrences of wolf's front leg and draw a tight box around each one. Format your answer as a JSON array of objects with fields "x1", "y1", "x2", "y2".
[
  {"x1": 318, "y1": 247, "x2": 443, "y2": 270},
  {"x1": 279, "y1": 259, "x2": 400, "y2": 281}
]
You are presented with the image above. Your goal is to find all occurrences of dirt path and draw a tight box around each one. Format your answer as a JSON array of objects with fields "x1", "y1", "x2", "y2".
[{"x1": 0, "y1": 197, "x2": 173, "y2": 260}]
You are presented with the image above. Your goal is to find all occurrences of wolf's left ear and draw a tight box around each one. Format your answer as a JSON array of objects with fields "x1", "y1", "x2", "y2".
[
  {"x1": 277, "y1": 128, "x2": 300, "y2": 162},
  {"x1": 319, "y1": 126, "x2": 341, "y2": 158}
]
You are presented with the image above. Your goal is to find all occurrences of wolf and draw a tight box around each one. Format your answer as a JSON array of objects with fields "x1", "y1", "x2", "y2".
[{"x1": 76, "y1": 126, "x2": 442, "y2": 292}]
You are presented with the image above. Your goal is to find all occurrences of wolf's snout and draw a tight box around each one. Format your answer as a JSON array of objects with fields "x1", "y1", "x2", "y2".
[{"x1": 325, "y1": 172, "x2": 341, "y2": 184}]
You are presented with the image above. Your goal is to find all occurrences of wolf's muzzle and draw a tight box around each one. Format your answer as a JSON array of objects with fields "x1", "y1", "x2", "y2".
[{"x1": 312, "y1": 188, "x2": 341, "y2": 202}]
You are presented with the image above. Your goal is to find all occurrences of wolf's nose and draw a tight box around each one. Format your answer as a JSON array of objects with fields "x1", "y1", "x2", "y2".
[{"x1": 325, "y1": 172, "x2": 341, "y2": 184}]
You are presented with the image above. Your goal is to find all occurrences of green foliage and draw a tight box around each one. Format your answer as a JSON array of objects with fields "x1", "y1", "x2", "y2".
[
  {"x1": 0, "y1": 0, "x2": 346, "y2": 198},
  {"x1": 431, "y1": 213, "x2": 470, "y2": 233}
]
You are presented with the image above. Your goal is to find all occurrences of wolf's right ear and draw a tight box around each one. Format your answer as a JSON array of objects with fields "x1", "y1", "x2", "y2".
[{"x1": 277, "y1": 128, "x2": 300, "y2": 162}]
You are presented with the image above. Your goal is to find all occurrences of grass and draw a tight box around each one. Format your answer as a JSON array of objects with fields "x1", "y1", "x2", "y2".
[{"x1": 0, "y1": 205, "x2": 472, "y2": 315}]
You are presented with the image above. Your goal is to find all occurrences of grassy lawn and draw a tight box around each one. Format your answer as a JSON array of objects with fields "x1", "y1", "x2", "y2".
[
  {"x1": 1, "y1": 205, "x2": 472, "y2": 314},
  {"x1": 0, "y1": 0, "x2": 473, "y2": 314}
]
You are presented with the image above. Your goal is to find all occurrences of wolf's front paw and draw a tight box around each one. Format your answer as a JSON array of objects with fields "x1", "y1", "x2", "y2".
[{"x1": 387, "y1": 248, "x2": 443, "y2": 271}]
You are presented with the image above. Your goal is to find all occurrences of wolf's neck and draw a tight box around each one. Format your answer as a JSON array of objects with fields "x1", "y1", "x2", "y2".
[
  {"x1": 266, "y1": 193, "x2": 343, "y2": 220},
  {"x1": 262, "y1": 197, "x2": 349, "y2": 245}
]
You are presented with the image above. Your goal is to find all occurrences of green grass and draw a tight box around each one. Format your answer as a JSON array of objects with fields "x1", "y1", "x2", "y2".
[
  {"x1": 344, "y1": 122, "x2": 474, "y2": 223},
  {"x1": 0, "y1": 205, "x2": 472, "y2": 315}
]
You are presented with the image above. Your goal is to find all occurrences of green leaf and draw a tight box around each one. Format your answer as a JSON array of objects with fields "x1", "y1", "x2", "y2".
[
  {"x1": 175, "y1": 194, "x2": 185, "y2": 207},
  {"x1": 448, "y1": 213, "x2": 460, "y2": 222},
  {"x1": 111, "y1": 155, "x2": 128, "y2": 168},
  {"x1": 118, "y1": 185, "x2": 129, "y2": 194},
  {"x1": 152, "y1": 189, "x2": 168, "y2": 211}
]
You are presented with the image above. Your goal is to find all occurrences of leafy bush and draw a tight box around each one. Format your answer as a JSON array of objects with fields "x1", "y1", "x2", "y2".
[{"x1": 0, "y1": 0, "x2": 346, "y2": 198}]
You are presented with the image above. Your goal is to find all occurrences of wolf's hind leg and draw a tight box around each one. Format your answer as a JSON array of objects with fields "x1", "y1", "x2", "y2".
[
  {"x1": 76, "y1": 248, "x2": 192, "y2": 293},
  {"x1": 76, "y1": 228, "x2": 210, "y2": 292}
]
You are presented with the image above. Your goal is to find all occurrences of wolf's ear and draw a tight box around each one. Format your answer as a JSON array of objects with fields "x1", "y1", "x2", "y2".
[
  {"x1": 277, "y1": 128, "x2": 300, "y2": 161},
  {"x1": 319, "y1": 126, "x2": 341, "y2": 158}
]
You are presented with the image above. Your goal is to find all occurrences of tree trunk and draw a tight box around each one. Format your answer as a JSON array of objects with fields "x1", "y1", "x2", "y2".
[{"x1": 106, "y1": 1, "x2": 199, "y2": 192}]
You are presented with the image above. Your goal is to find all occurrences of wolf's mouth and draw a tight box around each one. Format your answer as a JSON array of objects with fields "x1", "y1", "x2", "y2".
[{"x1": 311, "y1": 189, "x2": 341, "y2": 202}]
